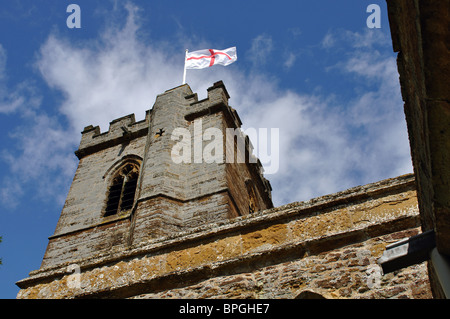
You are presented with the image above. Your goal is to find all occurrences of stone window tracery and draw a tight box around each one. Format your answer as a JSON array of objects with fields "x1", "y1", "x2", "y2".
[{"x1": 104, "y1": 162, "x2": 139, "y2": 217}]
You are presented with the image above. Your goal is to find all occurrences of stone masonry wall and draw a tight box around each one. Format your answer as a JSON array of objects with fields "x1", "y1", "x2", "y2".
[
  {"x1": 387, "y1": 0, "x2": 450, "y2": 254},
  {"x1": 133, "y1": 228, "x2": 430, "y2": 299},
  {"x1": 387, "y1": 0, "x2": 450, "y2": 298},
  {"x1": 41, "y1": 126, "x2": 148, "y2": 268},
  {"x1": 17, "y1": 174, "x2": 431, "y2": 299}
]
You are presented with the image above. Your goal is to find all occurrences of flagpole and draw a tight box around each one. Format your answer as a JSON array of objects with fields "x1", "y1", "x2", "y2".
[{"x1": 182, "y1": 49, "x2": 188, "y2": 84}]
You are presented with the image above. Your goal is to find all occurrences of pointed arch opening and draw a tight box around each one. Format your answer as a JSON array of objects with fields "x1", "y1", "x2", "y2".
[{"x1": 104, "y1": 162, "x2": 140, "y2": 217}]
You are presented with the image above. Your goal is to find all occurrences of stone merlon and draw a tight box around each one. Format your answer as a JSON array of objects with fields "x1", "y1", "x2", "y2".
[{"x1": 75, "y1": 112, "x2": 150, "y2": 159}]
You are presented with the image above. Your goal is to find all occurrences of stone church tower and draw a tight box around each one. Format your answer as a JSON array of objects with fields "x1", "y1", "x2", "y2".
[
  {"x1": 17, "y1": 81, "x2": 431, "y2": 299},
  {"x1": 40, "y1": 81, "x2": 273, "y2": 267}
]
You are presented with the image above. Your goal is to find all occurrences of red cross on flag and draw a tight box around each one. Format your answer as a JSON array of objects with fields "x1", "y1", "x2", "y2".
[{"x1": 185, "y1": 47, "x2": 237, "y2": 70}]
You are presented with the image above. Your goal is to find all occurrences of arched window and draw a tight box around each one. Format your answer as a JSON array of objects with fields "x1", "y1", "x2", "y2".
[{"x1": 104, "y1": 162, "x2": 139, "y2": 217}]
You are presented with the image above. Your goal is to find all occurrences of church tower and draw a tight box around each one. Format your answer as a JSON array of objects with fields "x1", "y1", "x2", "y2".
[
  {"x1": 17, "y1": 81, "x2": 430, "y2": 299},
  {"x1": 40, "y1": 81, "x2": 273, "y2": 268}
]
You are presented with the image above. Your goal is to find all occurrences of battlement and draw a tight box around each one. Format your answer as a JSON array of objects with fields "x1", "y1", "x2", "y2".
[
  {"x1": 75, "y1": 111, "x2": 150, "y2": 159},
  {"x1": 75, "y1": 82, "x2": 232, "y2": 160},
  {"x1": 184, "y1": 81, "x2": 239, "y2": 125}
]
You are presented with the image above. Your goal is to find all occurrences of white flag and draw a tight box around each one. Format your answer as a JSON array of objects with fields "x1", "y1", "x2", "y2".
[{"x1": 185, "y1": 47, "x2": 237, "y2": 70}]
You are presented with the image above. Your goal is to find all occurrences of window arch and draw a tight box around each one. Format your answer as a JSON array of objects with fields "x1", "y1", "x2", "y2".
[{"x1": 104, "y1": 162, "x2": 140, "y2": 217}]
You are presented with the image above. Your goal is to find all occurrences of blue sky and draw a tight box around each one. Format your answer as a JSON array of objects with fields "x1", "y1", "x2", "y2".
[{"x1": 0, "y1": 1, "x2": 412, "y2": 298}]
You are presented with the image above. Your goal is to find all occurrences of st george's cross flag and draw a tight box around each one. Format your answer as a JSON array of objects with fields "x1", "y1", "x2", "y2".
[{"x1": 185, "y1": 47, "x2": 237, "y2": 70}]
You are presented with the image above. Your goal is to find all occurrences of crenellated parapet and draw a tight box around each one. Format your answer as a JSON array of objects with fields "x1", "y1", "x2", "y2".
[
  {"x1": 185, "y1": 81, "x2": 240, "y2": 125},
  {"x1": 75, "y1": 111, "x2": 150, "y2": 159}
]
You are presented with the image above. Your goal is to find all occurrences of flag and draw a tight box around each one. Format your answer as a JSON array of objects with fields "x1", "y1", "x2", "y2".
[{"x1": 185, "y1": 47, "x2": 237, "y2": 70}]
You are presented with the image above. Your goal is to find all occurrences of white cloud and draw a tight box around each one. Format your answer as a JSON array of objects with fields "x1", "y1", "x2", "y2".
[
  {"x1": 233, "y1": 29, "x2": 411, "y2": 205},
  {"x1": 0, "y1": 45, "x2": 75, "y2": 208},
  {"x1": 344, "y1": 29, "x2": 390, "y2": 49},
  {"x1": 322, "y1": 28, "x2": 390, "y2": 50},
  {"x1": 37, "y1": 34, "x2": 180, "y2": 132},
  {"x1": 0, "y1": 44, "x2": 40, "y2": 115},
  {"x1": 283, "y1": 52, "x2": 297, "y2": 70},
  {"x1": 0, "y1": 176, "x2": 23, "y2": 209},
  {"x1": 1, "y1": 110, "x2": 78, "y2": 207},
  {"x1": 247, "y1": 34, "x2": 273, "y2": 68},
  {"x1": 0, "y1": 3, "x2": 188, "y2": 209},
  {"x1": 239, "y1": 88, "x2": 355, "y2": 204},
  {"x1": 321, "y1": 31, "x2": 335, "y2": 49},
  {"x1": 0, "y1": 44, "x2": 6, "y2": 78},
  {"x1": 330, "y1": 29, "x2": 412, "y2": 183},
  {"x1": 288, "y1": 27, "x2": 302, "y2": 38}
]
